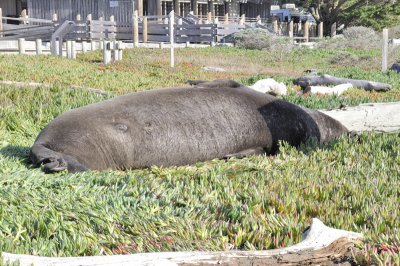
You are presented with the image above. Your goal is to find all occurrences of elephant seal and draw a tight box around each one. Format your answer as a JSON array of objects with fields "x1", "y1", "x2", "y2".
[
  {"x1": 390, "y1": 63, "x2": 400, "y2": 73},
  {"x1": 30, "y1": 80, "x2": 348, "y2": 173}
]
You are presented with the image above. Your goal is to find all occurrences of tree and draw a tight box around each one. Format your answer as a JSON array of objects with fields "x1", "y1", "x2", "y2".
[{"x1": 282, "y1": 0, "x2": 400, "y2": 33}]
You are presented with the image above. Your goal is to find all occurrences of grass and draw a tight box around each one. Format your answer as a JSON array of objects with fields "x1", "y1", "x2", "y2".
[{"x1": 0, "y1": 45, "x2": 399, "y2": 264}]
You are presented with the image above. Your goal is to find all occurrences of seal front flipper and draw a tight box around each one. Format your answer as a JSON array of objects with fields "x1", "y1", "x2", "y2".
[
  {"x1": 223, "y1": 147, "x2": 266, "y2": 160},
  {"x1": 187, "y1": 80, "x2": 206, "y2": 86},
  {"x1": 30, "y1": 144, "x2": 87, "y2": 173}
]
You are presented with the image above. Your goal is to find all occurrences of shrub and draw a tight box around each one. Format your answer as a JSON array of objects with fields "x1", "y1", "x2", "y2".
[
  {"x1": 233, "y1": 28, "x2": 292, "y2": 51},
  {"x1": 342, "y1": 26, "x2": 378, "y2": 40},
  {"x1": 329, "y1": 51, "x2": 377, "y2": 68},
  {"x1": 317, "y1": 26, "x2": 380, "y2": 50}
]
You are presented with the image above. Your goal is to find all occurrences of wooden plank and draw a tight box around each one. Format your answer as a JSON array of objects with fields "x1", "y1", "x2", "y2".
[
  {"x1": 116, "y1": 22, "x2": 132, "y2": 27},
  {"x1": 176, "y1": 36, "x2": 214, "y2": 43},
  {"x1": 91, "y1": 21, "x2": 116, "y2": 26},
  {"x1": 147, "y1": 35, "x2": 170, "y2": 42},
  {"x1": 115, "y1": 33, "x2": 133, "y2": 39},
  {"x1": 175, "y1": 29, "x2": 213, "y2": 35},
  {"x1": 147, "y1": 28, "x2": 168, "y2": 35},
  {"x1": 90, "y1": 33, "x2": 116, "y2": 39},
  {"x1": 183, "y1": 24, "x2": 215, "y2": 29},
  {"x1": 1, "y1": 27, "x2": 53, "y2": 35},
  {"x1": 147, "y1": 24, "x2": 168, "y2": 30},
  {"x1": 217, "y1": 29, "x2": 240, "y2": 35},
  {"x1": 116, "y1": 28, "x2": 133, "y2": 33}
]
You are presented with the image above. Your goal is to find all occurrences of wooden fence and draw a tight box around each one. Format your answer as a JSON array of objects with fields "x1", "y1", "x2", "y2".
[{"x1": 1, "y1": 7, "x2": 330, "y2": 45}]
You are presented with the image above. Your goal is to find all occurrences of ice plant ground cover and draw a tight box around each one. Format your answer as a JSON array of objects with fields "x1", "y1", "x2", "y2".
[{"x1": 0, "y1": 44, "x2": 399, "y2": 265}]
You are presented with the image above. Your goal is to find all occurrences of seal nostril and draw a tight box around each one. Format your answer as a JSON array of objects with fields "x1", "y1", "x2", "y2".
[{"x1": 115, "y1": 123, "x2": 128, "y2": 132}]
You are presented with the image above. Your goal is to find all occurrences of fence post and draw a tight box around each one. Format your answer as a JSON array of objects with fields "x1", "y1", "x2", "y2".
[
  {"x1": 113, "y1": 41, "x2": 119, "y2": 61},
  {"x1": 240, "y1": 14, "x2": 245, "y2": 26},
  {"x1": 82, "y1": 41, "x2": 88, "y2": 53},
  {"x1": 52, "y1": 13, "x2": 58, "y2": 23},
  {"x1": 118, "y1": 41, "x2": 123, "y2": 60},
  {"x1": 86, "y1": 14, "x2": 92, "y2": 43},
  {"x1": 331, "y1": 22, "x2": 336, "y2": 38},
  {"x1": 193, "y1": 0, "x2": 198, "y2": 16},
  {"x1": 272, "y1": 17, "x2": 278, "y2": 34},
  {"x1": 109, "y1": 15, "x2": 115, "y2": 42},
  {"x1": 91, "y1": 40, "x2": 96, "y2": 51},
  {"x1": 224, "y1": 13, "x2": 229, "y2": 25},
  {"x1": 35, "y1": 39, "x2": 42, "y2": 55},
  {"x1": 143, "y1": 16, "x2": 148, "y2": 43},
  {"x1": 99, "y1": 16, "x2": 104, "y2": 49},
  {"x1": 20, "y1": 9, "x2": 28, "y2": 25},
  {"x1": 66, "y1": 40, "x2": 72, "y2": 59},
  {"x1": 71, "y1": 40, "x2": 76, "y2": 59},
  {"x1": 303, "y1": 21, "x2": 309, "y2": 42},
  {"x1": 18, "y1": 38, "x2": 26, "y2": 54},
  {"x1": 318, "y1": 22, "x2": 323, "y2": 39},
  {"x1": 133, "y1": 10, "x2": 139, "y2": 47},
  {"x1": 0, "y1": 8, "x2": 3, "y2": 38},
  {"x1": 382, "y1": 28, "x2": 389, "y2": 72},
  {"x1": 59, "y1": 39, "x2": 63, "y2": 56},
  {"x1": 103, "y1": 41, "x2": 111, "y2": 64},
  {"x1": 256, "y1": 15, "x2": 261, "y2": 25},
  {"x1": 288, "y1": 20, "x2": 293, "y2": 39},
  {"x1": 207, "y1": 11, "x2": 212, "y2": 23},
  {"x1": 76, "y1": 14, "x2": 81, "y2": 22},
  {"x1": 169, "y1": 11, "x2": 175, "y2": 68}
]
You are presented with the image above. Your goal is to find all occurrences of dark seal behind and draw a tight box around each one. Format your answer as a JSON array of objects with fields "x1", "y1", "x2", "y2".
[{"x1": 30, "y1": 80, "x2": 348, "y2": 172}]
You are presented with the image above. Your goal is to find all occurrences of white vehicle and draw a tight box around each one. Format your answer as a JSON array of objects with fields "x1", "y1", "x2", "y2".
[{"x1": 270, "y1": 3, "x2": 316, "y2": 24}]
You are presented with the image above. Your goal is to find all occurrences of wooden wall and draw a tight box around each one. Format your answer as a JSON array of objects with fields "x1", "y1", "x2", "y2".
[
  {"x1": 27, "y1": 0, "x2": 134, "y2": 22},
  {"x1": 0, "y1": 0, "x2": 17, "y2": 16},
  {"x1": 245, "y1": 1, "x2": 271, "y2": 19},
  {"x1": 26, "y1": 0, "x2": 272, "y2": 22}
]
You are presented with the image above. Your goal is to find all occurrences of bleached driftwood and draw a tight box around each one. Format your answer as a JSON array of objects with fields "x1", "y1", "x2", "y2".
[
  {"x1": 321, "y1": 102, "x2": 400, "y2": 133},
  {"x1": 294, "y1": 74, "x2": 391, "y2": 92},
  {"x1": 0, "y1": 80, "x2": 108, "y2": 95},
  {"x1": 2, "y1": 218, "x2": 363, "y2": 266},
  {"x1": 301, "y1": 83, "x2": 353, "y2": 96},
  {"x1": 249, "y1": 78, "x2": 287, "y2": 96}
]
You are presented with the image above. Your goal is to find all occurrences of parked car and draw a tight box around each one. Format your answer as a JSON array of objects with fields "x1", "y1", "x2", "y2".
[{"x1": 270, "y1": 3, "x2": 316, "y2": 24}]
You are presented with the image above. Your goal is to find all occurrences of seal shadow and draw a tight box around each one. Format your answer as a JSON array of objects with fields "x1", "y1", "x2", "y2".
[{"x1": 0, "y1": 145, "x2": 31, "y2": 164}]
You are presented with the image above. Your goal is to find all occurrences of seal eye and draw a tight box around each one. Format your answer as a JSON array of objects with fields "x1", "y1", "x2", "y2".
[{"x1": 115, "y1": 123, "x2": 128, "y2": 132}]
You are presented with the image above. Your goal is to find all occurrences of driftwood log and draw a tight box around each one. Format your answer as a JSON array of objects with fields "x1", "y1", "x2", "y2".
[
  {"x1": 2, "y1": 218, "x2": 363, "y2": 266},
  {"x1": 294, "y1": 74, "x2": 391, "y2": 92}
]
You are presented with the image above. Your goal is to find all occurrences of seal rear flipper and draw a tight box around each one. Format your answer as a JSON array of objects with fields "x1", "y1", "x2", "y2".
[{"x1": 224, "y1": 147, "x2": 266, "y2": 160}]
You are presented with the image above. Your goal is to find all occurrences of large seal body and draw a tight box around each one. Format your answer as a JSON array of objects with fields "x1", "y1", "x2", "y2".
[{"x1": 30, "y1": 80, "x2": 348, "y2": 172}]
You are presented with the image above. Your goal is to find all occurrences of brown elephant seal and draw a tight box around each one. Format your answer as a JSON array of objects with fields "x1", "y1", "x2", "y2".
[{"x1": 30, "y1": 80, "x2": 348, "y2": 173}]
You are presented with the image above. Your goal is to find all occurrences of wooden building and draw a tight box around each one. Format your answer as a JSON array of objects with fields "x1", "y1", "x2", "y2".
[
  {"x1": 2, "y1": 0, "x2": 273, "y2": 22},
  {"x1": 0, "y1": 0, "x2": 27, "y2": 17}
]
